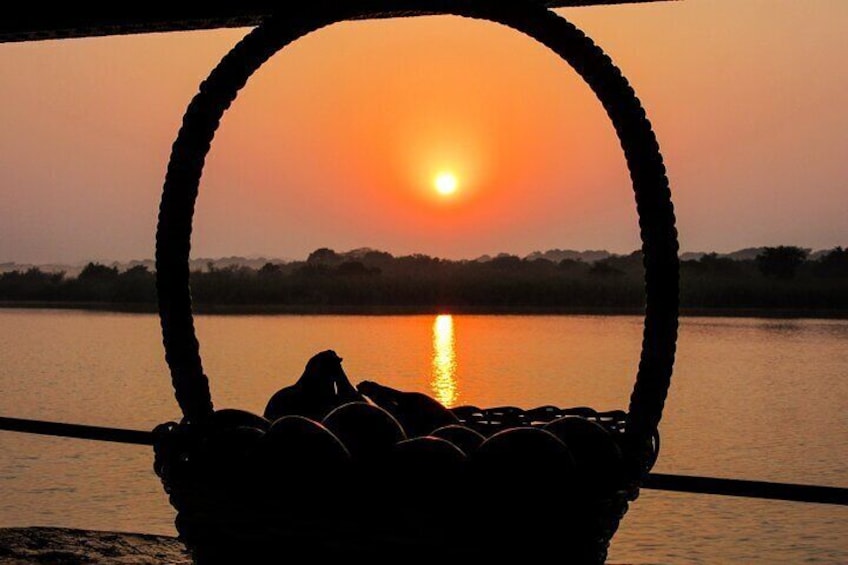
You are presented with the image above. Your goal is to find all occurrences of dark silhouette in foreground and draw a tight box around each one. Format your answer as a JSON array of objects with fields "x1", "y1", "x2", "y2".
[
  {"x1": 156, "y1": 347, "x2": 644, "y2": 563},
  {"x1": 430, "y1": 424, "x2": 486, "y2": 454},
  {"x1": 322, "y1": 401, "x2": 406, "y2": 460},
  {"x1": 357, "y1": 380, "x2": 460, "y2": 437},
  {"x1": 263, "y1": 350, "x2": 361, "y2": 422},
  {"x1": 0, "y1": 527, "x2": 191, "y2": 564}
]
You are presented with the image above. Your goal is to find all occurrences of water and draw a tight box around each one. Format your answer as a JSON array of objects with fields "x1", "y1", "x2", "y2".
[{"x1": 0, "y1": 309, "x2": 845, "y2": 563}]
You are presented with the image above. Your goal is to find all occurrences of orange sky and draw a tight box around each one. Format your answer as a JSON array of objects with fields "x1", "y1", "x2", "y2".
[{"x1": 0, "y1": 1, "x2": 846, "y2": 263}]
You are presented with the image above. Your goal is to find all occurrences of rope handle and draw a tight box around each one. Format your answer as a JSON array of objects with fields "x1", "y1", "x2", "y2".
[{"x1": 156, "y1": 0, "x2": 678, "y2": 478}]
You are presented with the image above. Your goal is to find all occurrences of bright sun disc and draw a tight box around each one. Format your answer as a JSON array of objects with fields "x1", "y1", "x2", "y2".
[{"x1": 434, "y1": 172, "x2": 458, "y2": 195}]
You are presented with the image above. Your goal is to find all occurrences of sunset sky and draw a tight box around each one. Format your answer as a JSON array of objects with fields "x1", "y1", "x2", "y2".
[{"x1": 0, "y1": 0, "x2": 846, "y2": 264}]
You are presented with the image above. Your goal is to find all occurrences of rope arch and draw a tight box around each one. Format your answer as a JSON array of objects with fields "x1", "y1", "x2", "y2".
[{"x1": 156, "y1": 0, "x2": 678, "y2": 477}]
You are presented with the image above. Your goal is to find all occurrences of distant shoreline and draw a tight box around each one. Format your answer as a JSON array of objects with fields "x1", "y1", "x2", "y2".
[{"x1": 2, "y1": 301, "x2": 846, "y2": 319}]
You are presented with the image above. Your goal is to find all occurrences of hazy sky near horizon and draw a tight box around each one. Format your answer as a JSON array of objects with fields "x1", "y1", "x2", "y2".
[{"x1": 1, "y1": 0, "x2": 846, "y2": 264}]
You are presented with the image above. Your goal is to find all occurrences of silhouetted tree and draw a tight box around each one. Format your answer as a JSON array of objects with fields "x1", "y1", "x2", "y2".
[
  {"x1": 296, "y1": 263, "x2": 332, "y2": 277},
  {"x1": 78, "y1": 262, "x2": 119, "y2": 281},
  {"x1": 698, "y1": 253, "x2": 741, "y2": 275},
  {"x1": 814, "y1": 247, "x2": 848, "y2": 278},
  {"x1": 0, "y1": 268, "x2": 64, "y2": 300},
  {"x1": 258, "y1": 262, "x2": 284, "y2": 278},
  {"x1": 489, "y1": 254, "x2": 523, "y2": 270},
  {"x1": 114, "y1": 265, "x2": 155, "y2": 302},
  {"x1": 558, "y1": 259, "x2": 589, "y2": 274},
  {"x1": 307, "y1": 248, "x2": 342, "y2": 265},
  {"x1": 589, "y1": 260, "x2": 624, "y2": 277},
  {"x1": 756, "y1": 246, "x2": 808, "y2": 280},
  {"x1": 336, "y1": 261, "x2": 379, "y2": 276},
  {"x1": 361, "y1": 250, "x2": 394, "y2": 266}
]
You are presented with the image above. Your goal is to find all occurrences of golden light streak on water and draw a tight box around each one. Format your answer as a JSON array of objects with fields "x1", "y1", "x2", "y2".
[{"x1": 431, "y1": 314, "x2": 458, "y2": 407}]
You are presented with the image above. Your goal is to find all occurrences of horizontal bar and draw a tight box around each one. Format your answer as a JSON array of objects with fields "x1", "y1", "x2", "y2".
[
  {"x1": 0, "y1": 416, "x2": 154, "y2": 446},
  {"x1": 645, "y1": 472, "x2": 848, "y2": 506},
  {"x1": 0, "y1": 1, "x2": 675, "y2": 44},
  {"x1": 2, "y1": 415, "x2": 843, "y2": 506}
]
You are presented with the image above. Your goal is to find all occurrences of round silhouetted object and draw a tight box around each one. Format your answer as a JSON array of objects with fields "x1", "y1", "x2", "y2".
[
  {"x1": 199, "y1": 424, "x2": 266, "y2": 486},
  {"x1": 258, "y1": 416, "x2": 352, "y2": 512},
  {"x1": 544, "y1": 416, "x2": 625, "y2": 493},
  {"x1": 208, "y1": 408, "x2": 271, "y2": 432},
  {"x1": 200, "y1": 410, "x2": 269, "y2": 479},
  {"x1": 473, "y1": 427, "x2": 575, "y2": 488},
  {"x1": 392, "y1": 436, "x2": 467, "y2": 469},
  {"x1": 387, "y1": 436, "x2": 468, "y2": 531},
  {"x1": 262, "y1": 415, "x2": 350, "y2": 467},
  {"x1": 431, "y1": 425, "x2": 486, "y2": 455},
  {"x1": 322, "y1": 402, "x2": 407, "y2": 461},
  {"x1": 469, "y1": 427, "x2": 576, "y2": 548}
]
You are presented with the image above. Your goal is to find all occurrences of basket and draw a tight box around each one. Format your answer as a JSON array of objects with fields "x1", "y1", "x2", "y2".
[{"x1": 152, "y1": 2, "x2": 679, "y2": 563}]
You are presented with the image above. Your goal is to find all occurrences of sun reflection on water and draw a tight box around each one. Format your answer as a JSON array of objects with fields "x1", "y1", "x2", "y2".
[{"x1": 431, "y1": 314, "x2": 458, "y2": 407}]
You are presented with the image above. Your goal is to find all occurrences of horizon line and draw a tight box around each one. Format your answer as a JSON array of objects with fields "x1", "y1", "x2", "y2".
[{"x1": 2, "y1": 243, "x2": 843, "y2": 268}]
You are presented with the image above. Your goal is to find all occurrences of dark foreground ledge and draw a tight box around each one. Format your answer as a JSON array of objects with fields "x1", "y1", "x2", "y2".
[
  {"x1": 0, "y1": 527, "x2": 190, "y2": 564},
  {"x1": 0, "y1": 527, "x2": 642, "y2": 564}
]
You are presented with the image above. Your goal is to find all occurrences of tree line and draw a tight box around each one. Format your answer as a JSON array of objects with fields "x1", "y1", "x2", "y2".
[{"x1": 1, "y1": 246, "x2": 846, "y2": 312}]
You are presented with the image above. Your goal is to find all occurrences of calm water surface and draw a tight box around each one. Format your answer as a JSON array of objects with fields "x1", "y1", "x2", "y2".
[{"x1": 0, "y1": 309, "x2": 846, "y2": 563}]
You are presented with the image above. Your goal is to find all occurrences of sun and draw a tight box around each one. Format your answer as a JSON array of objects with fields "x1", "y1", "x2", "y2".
[{"x1": 434, "y1": 172, "x2": 458, "y2": 195}]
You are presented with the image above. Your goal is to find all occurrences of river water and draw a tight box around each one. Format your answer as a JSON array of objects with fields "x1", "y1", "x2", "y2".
[{"x1": 0, "y1": 309, "x2": 845, "y2": 563}]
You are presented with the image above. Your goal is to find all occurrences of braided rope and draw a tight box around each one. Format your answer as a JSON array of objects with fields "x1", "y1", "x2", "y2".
[{"x1": 156, "y1": 0, "x2": 678, "y2": 475}]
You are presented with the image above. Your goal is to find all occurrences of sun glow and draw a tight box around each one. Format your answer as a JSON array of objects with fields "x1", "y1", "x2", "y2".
[{"x1": 434, "y1": 172, "x2": 458, "y2": 195}]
